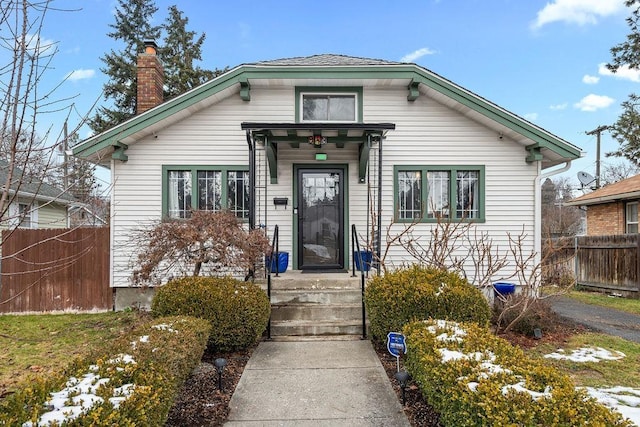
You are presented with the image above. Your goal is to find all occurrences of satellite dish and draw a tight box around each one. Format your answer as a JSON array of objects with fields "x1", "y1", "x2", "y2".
[{"x1": 577, "y1": 171, "x2": 596, "y2": 187}]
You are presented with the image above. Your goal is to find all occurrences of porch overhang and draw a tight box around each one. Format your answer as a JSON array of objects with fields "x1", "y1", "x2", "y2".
[{"x1": 241, "y1": 122, "x2": 395, "y2": 184}]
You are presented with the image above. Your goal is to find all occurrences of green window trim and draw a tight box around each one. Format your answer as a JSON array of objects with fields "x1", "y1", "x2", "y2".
[
  {"x1": 393, "y1": 165, "x2": 486, "y2": 223},
  {"x1": 295, "y1": 86, "x2": 363, "y2": 123},
  {"x1": 162, "y1": 165, "x2": 249, "y2": 219}
]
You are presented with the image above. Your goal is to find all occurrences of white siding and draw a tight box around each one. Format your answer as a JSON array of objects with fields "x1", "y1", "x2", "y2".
[{"x1": 111, "y1": 84, "x2": 538, "y2": 287}]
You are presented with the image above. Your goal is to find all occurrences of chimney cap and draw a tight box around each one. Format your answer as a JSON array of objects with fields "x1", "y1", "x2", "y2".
[{"x1": 143, "y1": 40, "x2": 158, "y2": 55}]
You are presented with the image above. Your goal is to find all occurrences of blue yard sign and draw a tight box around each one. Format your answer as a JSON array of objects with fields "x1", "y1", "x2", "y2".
[{"x1": 387, "y1": 332, "x2": 407, "y2": 358}]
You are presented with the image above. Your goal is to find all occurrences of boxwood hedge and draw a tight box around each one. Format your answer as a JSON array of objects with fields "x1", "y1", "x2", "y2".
[
  {"x1": 365, "y1": 265, "x2": 491, "y2": 341},
  {"x1": 403, "y1": 319, "x2": 631, "y2": 426},
  {"x1": 0, "y1": 316, "x2": 211, "y2": 427}
]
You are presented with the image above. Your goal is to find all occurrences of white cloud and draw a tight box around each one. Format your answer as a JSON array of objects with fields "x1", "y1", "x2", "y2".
[
  {"x1": 401, "y1": 47, "x2": 436, "y2": 63},
  {"x1": 531, "y1": 0, "x2": 625, "y2": 29},
  {"x1": 598, "y1": 62, "x2": 640, "y2": 82},
  {"x1": 524, "y1": 113, "x2": 538, "y2": 121},
  {"x1": 66, "y1": 69, "x2": 95, "y2": 82},
  {"x1": 550, "y1": 103, "x2": 568, "y2": 110},
  {"x1": 574, "y1": 94, "x2": 615, "y2": 112},
  {"x1": 582, "y1": 74, "x2": 600, "y2": 84}
]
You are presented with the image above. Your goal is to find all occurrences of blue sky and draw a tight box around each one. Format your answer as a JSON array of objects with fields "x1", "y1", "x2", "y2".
[{"x1": 37, "y1": 0, "x2": 637, "y2": 188}]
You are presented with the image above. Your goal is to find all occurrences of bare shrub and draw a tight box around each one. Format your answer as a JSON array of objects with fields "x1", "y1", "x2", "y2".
[{"x1": 132, "y1": 210, "x2": 270, "y2": 285}]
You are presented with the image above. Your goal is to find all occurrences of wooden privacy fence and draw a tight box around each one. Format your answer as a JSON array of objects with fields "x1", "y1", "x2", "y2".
[
  {"x1": 0, "y1": 227, "x2": 111, "y2": 313},
  {"x1": 544, "y1": 234, "x2": 640, "y2": 297}
]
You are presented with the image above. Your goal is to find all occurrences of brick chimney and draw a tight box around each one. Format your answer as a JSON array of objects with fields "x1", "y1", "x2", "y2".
[{"x1": 136, "y1": 40, "x2": 164, "y2": 114}]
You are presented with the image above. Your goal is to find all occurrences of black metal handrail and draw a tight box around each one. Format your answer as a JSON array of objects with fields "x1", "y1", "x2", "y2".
[
  {"x1": 351, "y1": 224, "x2": 367, "y2": 339},
  {"x1": 266, "y1": 224, "x2": 279, "y2": 339}
]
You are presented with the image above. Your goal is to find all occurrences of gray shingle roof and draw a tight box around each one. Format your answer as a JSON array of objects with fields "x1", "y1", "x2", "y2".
[
  {"x1": 253, "y1": 54, "x2": 404, "y2": 67},
  {"x1": 0, "y1": 159, "x2": 75, "y2": 203}
]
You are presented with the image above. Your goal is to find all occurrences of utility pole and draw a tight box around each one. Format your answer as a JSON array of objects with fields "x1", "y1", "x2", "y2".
[
  {"x1": 63, "y1": 121, "x2": 69, "y2": 190},
  {"x1": 586, "y1": 125, "x2": 609, "y2": 190}
]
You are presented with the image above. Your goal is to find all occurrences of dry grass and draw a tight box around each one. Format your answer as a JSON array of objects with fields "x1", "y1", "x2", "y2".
[{"x1": 0, "y1": 311, "x2": 143, "y2": 398}]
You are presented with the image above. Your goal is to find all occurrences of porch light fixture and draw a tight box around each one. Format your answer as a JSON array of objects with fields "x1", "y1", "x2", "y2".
[
  {"x1": 214, "y1": 358, "x2": 227, "y2": 392},
  {"x1": 308, "y1": 135, "x2": 326, "y2": 147},
  {"x1": 394, "y1": 370, "x2": 411, "y2": 405}
]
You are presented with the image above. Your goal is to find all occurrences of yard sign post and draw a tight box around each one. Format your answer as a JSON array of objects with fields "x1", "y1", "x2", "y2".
[{"x1": 387, "y1": 332, "x2": 407, "y2": 372}]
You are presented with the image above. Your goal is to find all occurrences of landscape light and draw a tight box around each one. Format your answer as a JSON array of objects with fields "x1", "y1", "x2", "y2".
[{"x1": 214, "y1": 358, "x2": 227, "y2": 392}]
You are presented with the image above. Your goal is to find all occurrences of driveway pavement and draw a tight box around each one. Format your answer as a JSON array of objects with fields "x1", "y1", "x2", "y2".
[{"x1": 549, "y1": 296, "x2": 640, "y2": 343}]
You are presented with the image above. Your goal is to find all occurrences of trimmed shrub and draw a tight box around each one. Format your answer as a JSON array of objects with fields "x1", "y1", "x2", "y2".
[
  {"x1": 0, "y1": 316, "x2": 211, "y2": 427},
  {"x1": 403, "y1": 319, "x2": 631, "y2": 426},
  {"x1": 365, "y1": 265, "x2": 491, "y2": 341},
  {"x1": 151, "y1": 276, "x2": 270, "y2": 351}
]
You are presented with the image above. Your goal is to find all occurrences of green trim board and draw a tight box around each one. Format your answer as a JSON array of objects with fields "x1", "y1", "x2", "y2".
[
  {"x1": 393, "y1": 165, "x2": 486, "y2": 223},
  {"x1": 73, "y1": 62, "x2": 581, "y2": 165},
  {"x1": 161, "y1": 164, "x2": 249, "y2": 219},
  {"x1": 292, "y1": 163, "x2": 349, "y2": 270}
]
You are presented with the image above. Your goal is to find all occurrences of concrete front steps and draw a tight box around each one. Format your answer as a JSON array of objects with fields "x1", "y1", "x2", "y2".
[{"x1": 264, "y1": 271, "x2": 368, "y2": 337}]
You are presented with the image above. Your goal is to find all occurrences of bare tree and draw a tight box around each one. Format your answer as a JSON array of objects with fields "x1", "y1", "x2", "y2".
[
  {"x1": 0, "y1": 1, "x2": 107, "y2": 312},
  {"x1": 132, "y1": 210, "x2": 270, "y2": 285},
  {"x1": 0, "y1": 1, "x2": 78, "y2": 230}
]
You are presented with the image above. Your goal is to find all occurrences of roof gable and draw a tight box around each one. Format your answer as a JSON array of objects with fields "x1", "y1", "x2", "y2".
[
  {"x1": 568, "y1": 174, "x2": 640, "y2": 206},
  {"x1": 73, "y1": 53, "x2": 582, "y2": 168}
]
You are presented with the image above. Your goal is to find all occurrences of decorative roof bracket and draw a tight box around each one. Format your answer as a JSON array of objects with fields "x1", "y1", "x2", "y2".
[
  {"x1": 265, "y1": 140, "x2": 278, "y2": 184},
  {"x1": 112, "y1": 141, "x2": 128, "y2": 162},
  {"x1": 526, "y1": 144, "x2": 543, "y2": 163},
  {"x1": 240, "y1": 79, "x2": 251, "y2": 101},
  {"x1": 358, "y1": 140, "x2": 370, "y2": 183},
  {"x1": 407, "y1": 79, "x2": 420, "y2": 101}
]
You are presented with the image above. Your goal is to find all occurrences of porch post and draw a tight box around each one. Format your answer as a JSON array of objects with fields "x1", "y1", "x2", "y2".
[
  {"x1": 246, "y1": 130, "x2": 256, "y2": 230},
  {"x1": 377, "y1": 134, "x2": 383, "y2": 275}
]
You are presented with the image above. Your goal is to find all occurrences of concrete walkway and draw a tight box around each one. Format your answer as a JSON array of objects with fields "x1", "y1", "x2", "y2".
[{"x1": 225, "y1": 339, "x2": 410, "y2": 426}]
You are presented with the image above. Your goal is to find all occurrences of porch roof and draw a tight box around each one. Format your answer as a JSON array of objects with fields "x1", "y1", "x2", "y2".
[{"x1": 241, "y1": 122, "x2": 396, "y2": 184}]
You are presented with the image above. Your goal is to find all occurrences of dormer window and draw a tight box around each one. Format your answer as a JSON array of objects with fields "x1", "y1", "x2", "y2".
[
  {"x1": 302, "y1": 93, "x2": 356, "y2": 122},
  {"x1": 296, "y1": 87, "x2": 362, "y2": 123}
]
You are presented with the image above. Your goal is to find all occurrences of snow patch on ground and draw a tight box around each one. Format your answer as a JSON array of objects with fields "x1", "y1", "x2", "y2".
[{"x1": 544, "y1": 347, "x2": 625, "y2": 363}]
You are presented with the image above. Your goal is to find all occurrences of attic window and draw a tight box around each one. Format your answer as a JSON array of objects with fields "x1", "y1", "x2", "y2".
[{"x1": 301, "y1": 93, "x2": 356, "y2": 122}]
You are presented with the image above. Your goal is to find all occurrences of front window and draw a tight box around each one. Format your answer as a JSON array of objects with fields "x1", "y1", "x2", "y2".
[
  {"x1": 301, "y1": 94, "x2": 356, "y2": 122},
  {"x1": 168, "y1": 171, "x2": 192, "y2": 219},
  {"x1": 165, "y1": 166, "x2": 249, "y2": 219},
  {"x1": 398, "y1": 171, "x2": 422, "y2": 219},
  {"x1": 395, "y1": 166, "x2": 484, "y2": 222},
  {"x1": 627, "y1": 202, "x2": 638, "y2": 233},
  {"x1": 227, "y1": 171, "x2": 250, "y2": 219}
]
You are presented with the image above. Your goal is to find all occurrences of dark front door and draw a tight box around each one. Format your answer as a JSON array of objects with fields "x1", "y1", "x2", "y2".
[{"x1": 298, "y1": 168, "x2": 344, "y2": 270}]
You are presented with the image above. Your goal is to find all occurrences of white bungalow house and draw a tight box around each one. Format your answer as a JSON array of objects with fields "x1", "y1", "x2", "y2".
[{"x1": 73, "y1": 43, "x2": 582, "y2": 311}]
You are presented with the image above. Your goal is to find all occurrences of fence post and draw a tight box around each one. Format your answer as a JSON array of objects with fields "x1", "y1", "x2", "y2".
[
  {"x1": 636, "y1": 235, "x2": 640, "y2": 294},
  {"x1": 574, "y1": 236, "x2": 578, "y2": 287}
]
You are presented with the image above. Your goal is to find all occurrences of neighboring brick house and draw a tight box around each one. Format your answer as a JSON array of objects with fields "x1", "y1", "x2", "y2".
[{"x1": 566, "y1": 174, "x2": 640, "y2": 235}]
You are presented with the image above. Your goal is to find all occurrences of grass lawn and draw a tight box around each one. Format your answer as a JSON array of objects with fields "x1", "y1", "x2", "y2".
[
  {"x1": 0, "y1": 311, "x2": 143, "y2": 397},
  {"x1": 524, "y1": 289, "x2": 640, "y2": 390},
  {"x1": 567, "y1": 289, "x2": 640, "y2": 316},
  {"x1": 528, "y1": 332, "x2": 640, "y2": 388}
]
